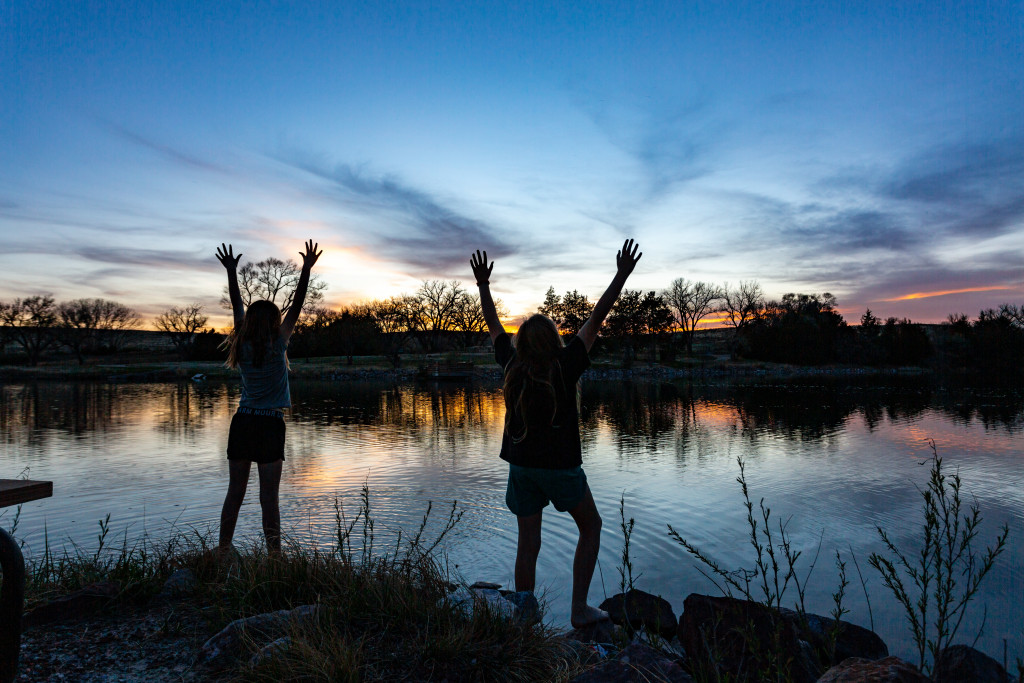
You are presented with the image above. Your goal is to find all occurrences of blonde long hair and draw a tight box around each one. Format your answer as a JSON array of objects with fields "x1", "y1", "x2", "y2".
[
  {"x1": 223, "y1": 300, "x2": 281, "y2": 369},
  {"x1": 503, "y1": 314, "x2": 564, "y2": 443}
]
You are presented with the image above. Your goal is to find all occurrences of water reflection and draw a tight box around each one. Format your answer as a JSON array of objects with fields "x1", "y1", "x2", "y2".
[{"x1": 2, "y1": 377, "x2": 1021, "y2": 662}]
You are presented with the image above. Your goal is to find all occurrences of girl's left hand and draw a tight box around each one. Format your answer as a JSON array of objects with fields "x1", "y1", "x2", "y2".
[
  {"x1": 216, "y1": 243, "x2": 242, "y2": 270},
  {"x1": 300, "y1": 240, "x2": 322, "y2": 269}
]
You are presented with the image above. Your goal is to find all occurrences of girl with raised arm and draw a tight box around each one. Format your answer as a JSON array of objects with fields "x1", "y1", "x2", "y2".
[
  {"x1": 470, "y1": 239, "x2": 642, "y2": 628},
  {"x1": 215, "y1": 240, "x2": 321, "y2": 554}
]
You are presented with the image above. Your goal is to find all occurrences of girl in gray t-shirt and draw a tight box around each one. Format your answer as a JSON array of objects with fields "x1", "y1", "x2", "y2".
[{"x1": 215, "y1": 240, "x2": 321, "y2": 554}]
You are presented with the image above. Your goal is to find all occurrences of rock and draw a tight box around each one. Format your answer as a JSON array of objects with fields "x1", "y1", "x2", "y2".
[
  {"x1": 933, "y1": 644, "x2": 1012, "y2": 683},
  {"x1": 445, "y1": 587, "x2": 517, "y2": 620},
  {"x1": 817, "y1": 656, "x2": 930, "y2": 682},
  {"x1": 22, "y1": 581, "x2": 120, "y2": 629},
  {"x1": 197, "y1": 604, "x2": 319, "y2": 669},
  {"x1": 570, "y1": 642, "x2": 694, "y2": 683},
  {"x1": 779, "y1": 607, "x2": 889, "y2": 666},
  {"x1": 676, "y1": 593, "x2": 816, "y2": 683},
  {"x1": 600, "y1": 590, "x2": 677, "y2": 639},
  {"x1": 504, "y1": 590, "x2": 541, "y2": 622},
  {"x1": 249, "y1": 636, "x2": 292, "y2": 668},
  {"x1": 469, "y1": 581, "x2": 503, "y2": 590},
  {"x1": 158, "y1": 568, "x2": 197, "y2": 599},
  {"x1": 565, "y1": 619, "x2": 623, "y2": 646}
]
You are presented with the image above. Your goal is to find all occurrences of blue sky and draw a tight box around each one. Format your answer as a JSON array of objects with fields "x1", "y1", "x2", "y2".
[{"x1": 2, "y1": 0, "x2": 1022, "y2": 327}]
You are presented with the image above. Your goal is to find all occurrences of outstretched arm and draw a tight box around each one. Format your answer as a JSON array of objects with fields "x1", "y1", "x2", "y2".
[
  {"x1": 576, "y1": 239, "x2": 642, "y2": 351},
  {"x1": 280, "y1": 239, "x2": 322, "y2": 341},
  {"x1": 216, "y1": 243, "x2": 245, "y2": 329},
  {"x1": 471, "y1": 249, "x2": 506, "y2": 342}
]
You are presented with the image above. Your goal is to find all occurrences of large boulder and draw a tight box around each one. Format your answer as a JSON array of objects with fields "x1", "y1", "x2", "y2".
[
  {"x1": 198, "y1": 604, "x2": 320, "y2": 670},
  {"x1": 600, "y1": 590, "x2": 677, "y2": 639},
  {"x1": 677, "y1": 594, "x2": 817, "y2": 683},
  {"x1": 933, "y1": 644, "x2": 1012, "y2": 683},
  {"x1": 779, "y1": 606, "x2": 888, "y2": 666},
  {"x1": 21, "y1": 581, "x2": 120, "y2": 629},
  {"x1": 817, "y1": 656, "x2": 930, "y2": 682},
  {"x1": 570, "y1": 642, "x2": 693, "y2": 683}
]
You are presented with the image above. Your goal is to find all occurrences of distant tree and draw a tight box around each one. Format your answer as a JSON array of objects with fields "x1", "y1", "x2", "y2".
[
  {"x1": 367, "y1": 295, "x2": 421, "y2": 355},
  {"x1": 998, "y1": 303, "x2": 1024, "y2": 328},
  {"x1": 222, "y1": 256, "x2": 327, "y2": 318},
  {"x1": 58, "y1": 298, "x2": 141, "y2": 363},
  {"x1": 880, "y1": 317, "x2": 932, "y2": 367},
  {"x1": 154, "y1": 303, "x2": 209, "y2": 359},
  {"x1": 414, "y1": 280, "x2": 464, "y2": 351},
  {"x1": 607, "y1": 289, "x2": 644, "y2": 362},
  {"x1": 538, "y1": 287, "x2": 565, "y2": 327},
  {"x1": 453, "y1": 291, "x2": 507, "y2": 347},
  {"x1": 665, "y1": 278, "x2": 724, "y2": 355},
  {"x1": 559, "y1": 290, "x2": 593, "y2": 337},
  {"x1": 720, "y1": 281, "x2": 765, "y2": 330},
  {"x1": 641, "y1": 290, "x2": 675, "y2": 358},
  {"x1": 742, "y1": 292, "x2": 850, "y2": 365},
  {"x1": 1, "y1": 295, "x2": 61, "y2": 365}
]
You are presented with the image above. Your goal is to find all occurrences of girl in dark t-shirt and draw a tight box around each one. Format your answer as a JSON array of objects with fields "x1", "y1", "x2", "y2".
[{"x1": 471, "y1": 240, "x2": 641, "y2": 629}]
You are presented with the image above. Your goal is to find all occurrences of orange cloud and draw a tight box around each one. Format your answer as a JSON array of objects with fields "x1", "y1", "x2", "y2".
[{"x1": 881, "y1": 286, "x2": 1013, "y2": 302}]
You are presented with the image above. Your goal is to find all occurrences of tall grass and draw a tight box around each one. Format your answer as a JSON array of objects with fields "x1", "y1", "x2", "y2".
[
  {"x1": 12, "y1": 488, "x2": 587, "y2": 682},
  {"x1": 868, "y1": 440, "x2": 1009, "y2": 676}
]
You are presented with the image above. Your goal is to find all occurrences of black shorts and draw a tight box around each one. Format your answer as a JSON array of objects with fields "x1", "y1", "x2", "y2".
[{"x1": 227, "y1": 408, "x2": 286, "y2": 464}]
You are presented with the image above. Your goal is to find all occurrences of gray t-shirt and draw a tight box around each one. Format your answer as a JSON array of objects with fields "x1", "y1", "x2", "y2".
[{"x1": 238, "y1": 336, "x2": 291, "y2": 410}]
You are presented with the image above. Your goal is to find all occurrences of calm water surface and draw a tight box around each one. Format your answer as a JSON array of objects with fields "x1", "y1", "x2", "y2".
[{"x1": 2, "y1": 378, "x2": 1022, "y2": 661}]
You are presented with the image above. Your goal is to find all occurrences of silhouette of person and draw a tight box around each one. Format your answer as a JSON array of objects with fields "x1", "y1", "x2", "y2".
[
  {"x1": 215, "y1": 240, "x2": 321, "y2": 554},
  {"x1": 470, "y1": 239, "x2": 642, "y2": 628}
]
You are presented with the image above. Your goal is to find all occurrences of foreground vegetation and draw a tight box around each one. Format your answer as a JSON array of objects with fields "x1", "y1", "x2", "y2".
[{"x1": 5, "y1": 445, "x2": 1021, "y2": 682}]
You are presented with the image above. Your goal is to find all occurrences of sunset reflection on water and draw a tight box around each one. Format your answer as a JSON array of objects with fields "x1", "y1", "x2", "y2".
[{"x1": 2, "y1": 377, "x2": 1022, "y2": 660}]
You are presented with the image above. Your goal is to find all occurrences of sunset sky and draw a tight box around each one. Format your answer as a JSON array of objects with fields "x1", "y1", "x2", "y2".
[{"x1": 3, "y1": 1, "x2": 1022, "y2": 328}]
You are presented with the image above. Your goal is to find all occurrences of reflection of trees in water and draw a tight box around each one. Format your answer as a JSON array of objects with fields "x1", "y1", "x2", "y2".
[
  {"x1": 154, "y1": 383, "x2": 236, "y2": 440},
  {"x1": 1, "y1": 383, "x2": 121, "y2": 446},
  {"x1": 582, "y1": 378, "x2": 1023, "y2": 450},
  {"x1": 0, "y1": 382, "x2": 239, "y2": 449},
  {"x1": 290, "y1": 380, "x2": 505, "y2": 455}
]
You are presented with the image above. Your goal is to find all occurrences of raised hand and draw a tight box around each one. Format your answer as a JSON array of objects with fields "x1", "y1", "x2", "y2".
[
  {"x1": 470, "y1": 249, "x2": 494, "y2": 286},
  {"x1": 299, "y1": 240, "x2": 322, "y2": 269},
  {"x1": 616, "y1": 239, "x2": 642, "y2": 276},
  {"x1": 216, "y1": 243, "x2": 242, "y2": 270}
]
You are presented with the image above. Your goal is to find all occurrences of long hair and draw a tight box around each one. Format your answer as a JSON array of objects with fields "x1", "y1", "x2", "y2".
[
  {"x1": 223, "y1": 300, "x2": 281, "y2": 369},
  {"x1": 503, "y1": 314, "x2": 564, "y2": 443}
]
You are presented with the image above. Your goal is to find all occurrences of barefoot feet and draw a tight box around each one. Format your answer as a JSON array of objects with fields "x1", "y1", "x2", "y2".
[{"x1": 570, "y1": 604, "x2": 610, "y2": 629}]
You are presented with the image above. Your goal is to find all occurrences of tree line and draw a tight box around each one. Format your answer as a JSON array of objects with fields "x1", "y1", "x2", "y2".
[{"x1": 2, "y1": 254, "x2": 1021, "y2": 381}]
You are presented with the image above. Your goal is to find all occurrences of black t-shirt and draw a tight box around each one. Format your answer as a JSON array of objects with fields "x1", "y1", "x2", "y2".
[{"x1": 494, "y1": 332, "x2": 591, "y2": 469}]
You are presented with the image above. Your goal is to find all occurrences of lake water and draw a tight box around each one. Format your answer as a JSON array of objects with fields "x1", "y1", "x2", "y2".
[{"x1": 2, "y1": 377, "x2": 1022, "y2": 664}]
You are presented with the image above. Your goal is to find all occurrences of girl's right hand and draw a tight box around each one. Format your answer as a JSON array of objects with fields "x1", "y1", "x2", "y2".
[
  {"x1": 470, "y1": 249, "x2": 494, "y2": 285},
  {"x1": 300, "y1": 240, "x2": 322, "y2": 269},
  {"x1": 616, "y1": 239, "x2": 641, "y2": 276},
  {"x1": 216, "y1": 243, "x2": 242, "y2": 270}
]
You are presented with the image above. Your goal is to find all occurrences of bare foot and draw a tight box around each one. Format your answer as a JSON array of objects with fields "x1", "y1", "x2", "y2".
[{"x1": 570, "y1": 604, "x2": 610, "y2": 629}]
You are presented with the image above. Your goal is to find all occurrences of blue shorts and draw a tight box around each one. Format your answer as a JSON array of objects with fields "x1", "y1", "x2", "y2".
[{"x1": 505, "y1": 465, "x2": 588, "y2": 517}]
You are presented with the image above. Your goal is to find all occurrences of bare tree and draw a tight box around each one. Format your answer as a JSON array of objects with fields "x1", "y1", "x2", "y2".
[
  {"x1": 0, "y1": 295, "x2": 61, "y2": 365},
  {"x1": 366, "y1": 295, "x2": 421, "y2": 354},
  {"x1": 453, "y1": 291, "x2": 507, "y2": 347},
  {"x1": 58, "y1": 298, "x2": 141, "y2": 363},
  {"x1": 719, "y1": 280, "x2": 764, "y2": 357},
  {"x1": 665, "y1": 278, "x2": 723, "y2": 355},
  {"x1": 222, "y1": 257, "x2": 327, "y2": 317},
  {"x1": 155, "y1": 303, "x2": 209, "y2": 359},
  {"x1": 414, "y1": 280, "x2": 464, "y2": 351}
]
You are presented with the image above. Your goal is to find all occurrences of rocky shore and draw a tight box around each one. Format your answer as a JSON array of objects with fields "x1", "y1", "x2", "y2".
[{"x1": 14, "y1": 574, "x2": 1017, "y2": 682}]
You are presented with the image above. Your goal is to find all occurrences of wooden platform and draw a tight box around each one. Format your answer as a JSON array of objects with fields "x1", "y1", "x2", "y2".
[{"x1": 0, "y1": 480, "x2": 53, "y2": 508}]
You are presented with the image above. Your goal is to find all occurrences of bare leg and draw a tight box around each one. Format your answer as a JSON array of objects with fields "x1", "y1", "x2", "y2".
[
  {"x1": 257, "y1": 459, "x2": 283, "y2": 554},
  {"x1": 219, "y1": 460, "x2": 251, "y2": 549},
  {"x1": 567, "y1": 486, "x2": 608, "y2": 628},
  {"x1": 515, "y1": 511, "x2": 543, "y2": 592}
]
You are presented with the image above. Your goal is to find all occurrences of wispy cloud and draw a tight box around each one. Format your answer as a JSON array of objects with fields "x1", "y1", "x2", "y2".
[
  {"x1": 103, "y1": 122, "x2": 231, "y2": 175},
  {"x1": 881, "y1": 286, "x2": 1014, "y2": 302},
  {"x1": 275, "y1": 153, "x2": 516, "y2": 276}
]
